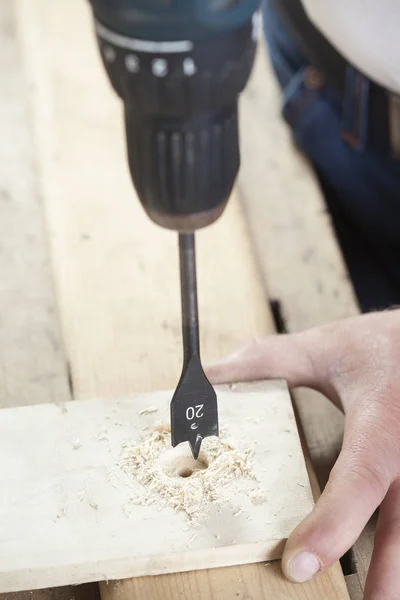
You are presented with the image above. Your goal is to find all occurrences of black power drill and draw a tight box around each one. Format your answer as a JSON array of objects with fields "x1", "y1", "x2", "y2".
[{"x1": 89, "y1": 0, "x2": 260, "y2": 459}]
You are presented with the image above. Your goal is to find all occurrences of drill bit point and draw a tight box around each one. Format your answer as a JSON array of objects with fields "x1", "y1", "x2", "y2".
[{"x1": 189, "y1": 435, "x2": 203, "y2": 461}]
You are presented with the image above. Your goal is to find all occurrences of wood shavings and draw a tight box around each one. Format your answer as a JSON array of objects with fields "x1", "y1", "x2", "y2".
[
  {"x1": 138, "y1": 406, "x2": 159, "y2": 416},
  {"x1": 120, "y1": 423, "x2": 264, "y2": 524},
  {"x1": 249, "y1": 490, "x2": 266, "y2": 505}
]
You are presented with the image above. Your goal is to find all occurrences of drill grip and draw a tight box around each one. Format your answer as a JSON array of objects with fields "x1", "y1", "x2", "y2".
[{"x1": 125, "y1": 104, "x2": 239, "y2": 231}]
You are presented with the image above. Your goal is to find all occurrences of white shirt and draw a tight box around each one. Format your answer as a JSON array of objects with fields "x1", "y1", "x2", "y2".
[{"x1": 301, "y1": 0, "x2": 400, "y2": 94}]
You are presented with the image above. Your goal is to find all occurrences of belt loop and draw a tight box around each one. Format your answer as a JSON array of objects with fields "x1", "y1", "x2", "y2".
[
  {"x1": 341, "y1": 66, "x2": 370, "y2": 151},
  {"x1": 389, "y1": 93, "x2": 400, "y2": 159}
]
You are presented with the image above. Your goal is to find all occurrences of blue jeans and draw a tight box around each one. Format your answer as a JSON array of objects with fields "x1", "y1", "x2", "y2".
[{"x1": 263, "y1": 0, "x2": 400, "y2": 312}]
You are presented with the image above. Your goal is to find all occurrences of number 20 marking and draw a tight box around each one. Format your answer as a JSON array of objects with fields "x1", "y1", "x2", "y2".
[{"x1": 186, "y1": 405, "x2": 204, "y2": 421}]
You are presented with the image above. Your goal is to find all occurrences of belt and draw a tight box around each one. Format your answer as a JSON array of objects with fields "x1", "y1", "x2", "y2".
[{"x1": 275, "y1": 0, "x2": 400, "y2": 158}]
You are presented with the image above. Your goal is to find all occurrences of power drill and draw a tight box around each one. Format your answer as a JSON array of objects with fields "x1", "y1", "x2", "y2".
[{"x1": 89, "y1": 0, "x2": 260, "y2": 459}]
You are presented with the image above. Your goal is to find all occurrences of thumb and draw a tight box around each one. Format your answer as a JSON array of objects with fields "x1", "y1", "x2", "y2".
[
  {"x1": 282, "y1": 409, "x2": 393, "y2": 583},
  {"x1": 206, "y1": 331, "x2": 326, "y2": 391}
]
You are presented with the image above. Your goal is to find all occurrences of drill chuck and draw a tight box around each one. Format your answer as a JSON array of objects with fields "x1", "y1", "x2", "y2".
[{"x1": 91, "y1": 0, "x2": 260, "y2": 231}]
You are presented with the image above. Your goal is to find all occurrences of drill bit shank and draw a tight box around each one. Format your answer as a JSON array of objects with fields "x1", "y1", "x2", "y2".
[
  {"x1": 180, "y1": 233, "x2": 200, "y2": 364},
  {"x1": 171, "y1": 233, "x2": 219, "y2": 459}
]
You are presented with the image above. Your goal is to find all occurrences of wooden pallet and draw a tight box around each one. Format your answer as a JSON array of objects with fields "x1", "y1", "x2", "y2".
[{"x1": 1, "y1": 0, "x2": 371, "y2": 598}]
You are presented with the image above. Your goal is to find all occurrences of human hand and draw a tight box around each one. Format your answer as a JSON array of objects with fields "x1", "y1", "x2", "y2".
[{"x1": 207, "y1": 310, "x2": 400, "y2": 599}]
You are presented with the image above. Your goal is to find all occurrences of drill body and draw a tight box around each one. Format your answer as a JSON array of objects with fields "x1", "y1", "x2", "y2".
[
  {"x1": 90, "y1": 0, "x2": 260, "y2": 231},
  {"x1": 91, "y1": 1, "x2": 259, "y2": 40}
]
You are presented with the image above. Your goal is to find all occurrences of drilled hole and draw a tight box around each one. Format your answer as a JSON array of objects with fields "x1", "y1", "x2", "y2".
[
  {"x1": 178, "y1": 468, "x2": 193, "y2": 478},
  {"x1": 160, "y1": 447, "x2": 209, "y2": 479}
]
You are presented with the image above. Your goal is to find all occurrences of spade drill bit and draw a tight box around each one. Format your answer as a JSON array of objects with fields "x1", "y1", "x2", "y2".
[{"x1": 171, "y1": 233, "x2": 219, "y2": 460}]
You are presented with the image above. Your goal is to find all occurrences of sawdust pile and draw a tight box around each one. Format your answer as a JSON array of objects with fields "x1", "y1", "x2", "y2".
[{"x1": 120, "y1": 423, "x2": 263, "y2": 522}]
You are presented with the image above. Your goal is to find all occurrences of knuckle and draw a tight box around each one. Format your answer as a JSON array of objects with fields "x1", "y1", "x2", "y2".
[
  {"x1": 324, "y1": 316, "x2": 396, "y2": 389},
  {"x1": 344, "y1": 460, "x2": 389, "y2": 499},
  {"x1": 356, "y1": 413, "x2": 400, "y2": 478}
]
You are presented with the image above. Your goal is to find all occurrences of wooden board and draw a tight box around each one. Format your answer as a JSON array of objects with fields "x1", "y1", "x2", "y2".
[
  {"x1": 15, "y1": 0, "x2": 350, "y2": 597},
  {"x1": 239, "y1": 44, "x2": 359, "y2": 332},
  {"x1": 0, "y1": 5, "x2": 96, "y2": 600},
  {"x1": 0, "y1": 7, "x2": 89, "y2": 600},
  {"x1": 239, "y1": 43, "x2": 370, "y2": 596},
  {"x1": 0, "y1": 0, "x2": 68, "y2": 409},
  {"x1": 0, "y1": 382, "x2": 314, "y2": 593},
  {"x1": 239, "y1": 39, "x2": 352, "y2": 509}
]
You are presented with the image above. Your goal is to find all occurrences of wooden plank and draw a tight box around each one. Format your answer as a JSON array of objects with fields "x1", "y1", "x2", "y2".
[
  {"x1": 0, "y1": 5, "x2": 97, "y2": 600},
  {"x1": 344, "y1": 575, "x2": 364, "y2": 600},
  {"x1": 239, "y1": 44, "x2": 359, "y2": 332},
  {"x1": 102, "y1": 562, "x2": 349, "y2": 600},
  {"x1": 351, "y1": 520, "x2": 375, "y2": 591},
  {"x1": 239, "y1": 45, "x2": 355, "y2": 484},
  {"x1": 239, "y1": 43, "x2": 371, "y2": 596},
  {"x1": 0, "y1": 0, "x2": 69, "y2": 409},
  {"x1": 15, "y1": 0, "x2": 350, "y2": 597},
  {"x1": 0, "y1": 382, "x2": 315, "y2": 593}
]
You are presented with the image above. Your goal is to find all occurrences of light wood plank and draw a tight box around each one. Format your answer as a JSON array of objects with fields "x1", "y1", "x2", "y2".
[
  {"x1": 239, "y1": 45, "x2": 353, "y2": 482},
  {"x1": 0, "y1": 382, "x2": 315, "y2": 593},
  {"x1": 0, "y1": 5, "x2": 94, "y2": 600},
  {"x1": 344, "y1": 575, "x2": 364, "y2": 600},
  {"x1": 239, "y1": 43, "x2": 357, "y2": 481},
  {"x1": 102, "y1": 562, "x2": 349, "y2": 600},
  {"x1": 16, "y1": 0, "x2": 350, "y2": 597},
  {"x1": 0, "y1": 0, "x2": 68, "y2": 409},
  {"x1": 239, "y1": 43, "x2": 370, "y2": 597},
  {"x1": 239, "y1": 44, "x2": 358, "y2": 332}
]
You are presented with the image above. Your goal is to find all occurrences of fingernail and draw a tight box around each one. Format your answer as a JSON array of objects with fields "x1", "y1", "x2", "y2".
[{"x1": 288, "y1": 552, "x2": 320, "y2": 583}]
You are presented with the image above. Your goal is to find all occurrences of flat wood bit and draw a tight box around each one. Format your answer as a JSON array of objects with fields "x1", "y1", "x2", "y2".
[{"x1": 170, "y1": 233, "x2": 219, "y2": 459}]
